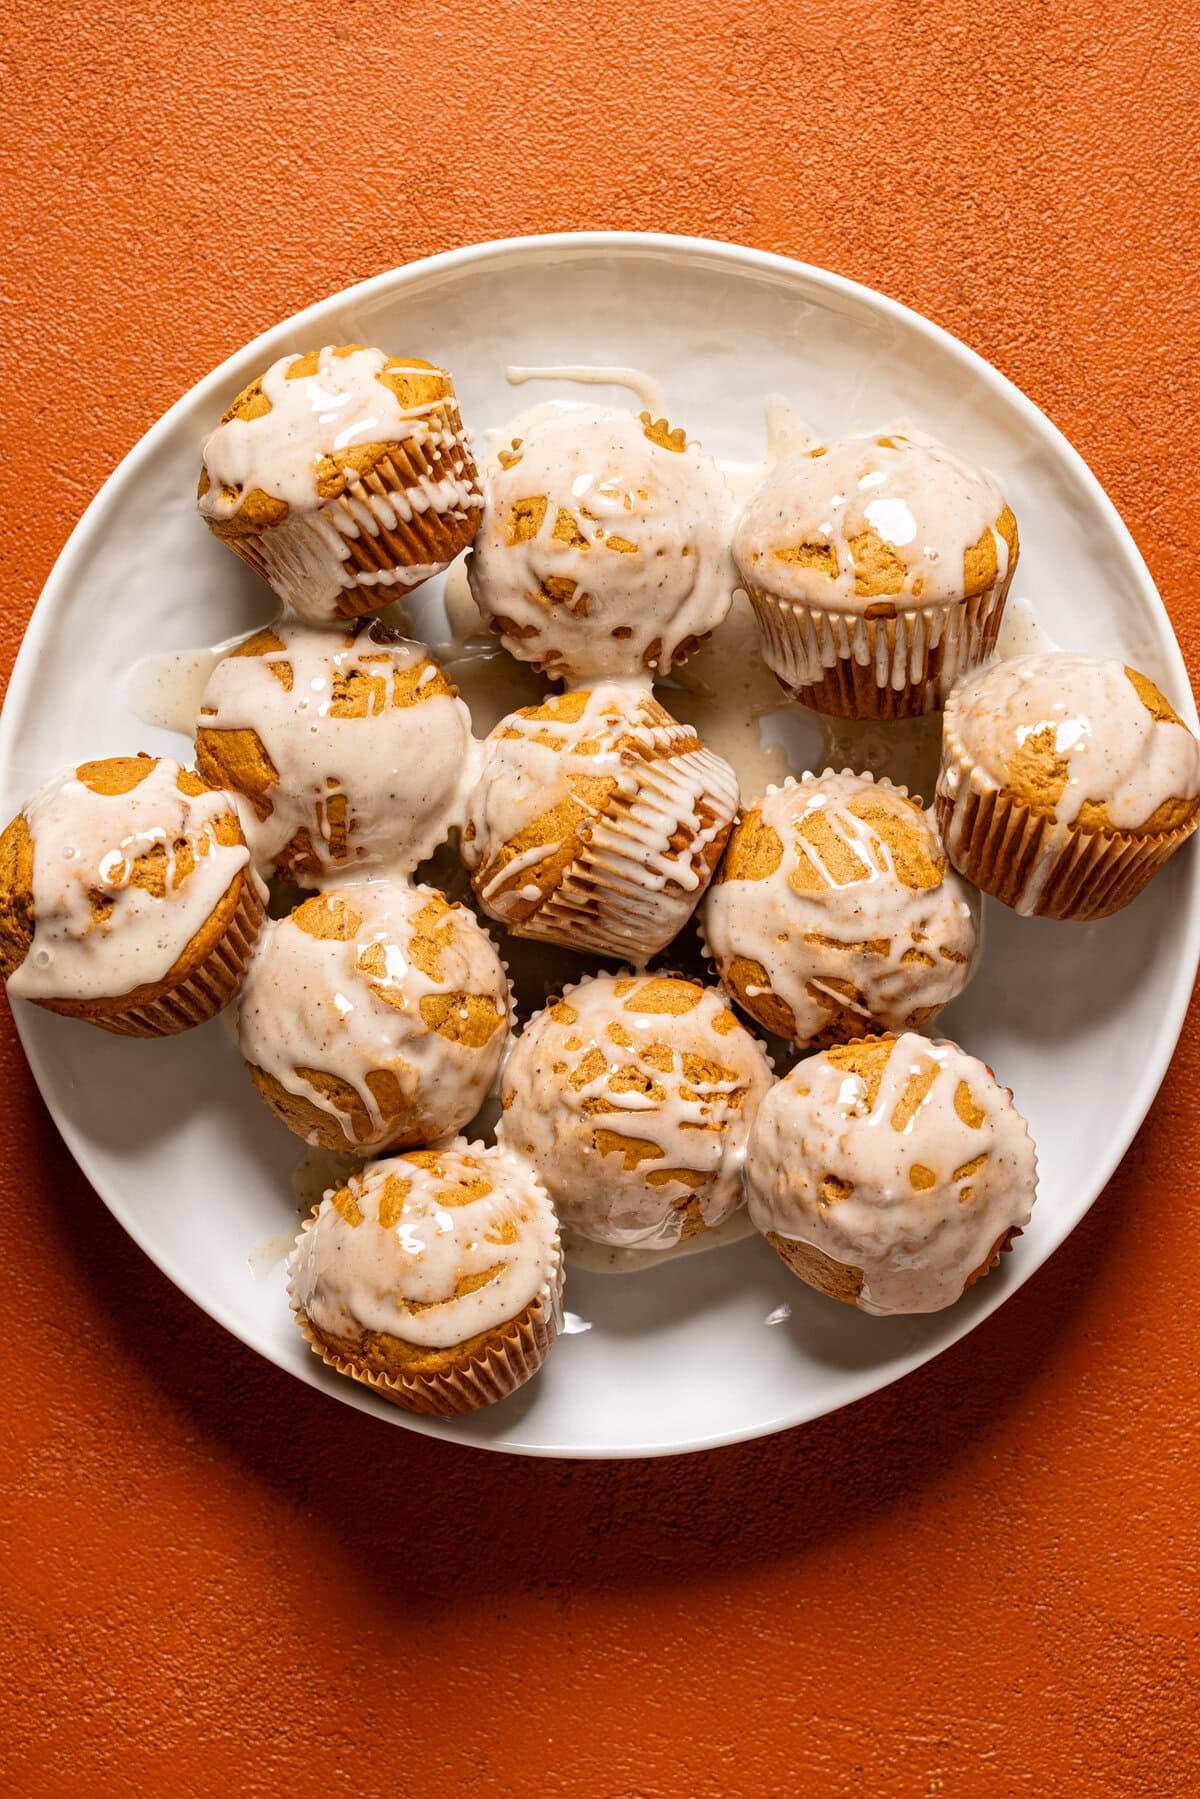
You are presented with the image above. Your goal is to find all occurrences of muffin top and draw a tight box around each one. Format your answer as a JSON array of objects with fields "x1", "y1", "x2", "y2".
[
  {"x1": 745, "y1": 1032, "x2": 1037, "y2": 1315},
  {"x1": 460, "y1": 685, "x2": 738, "y2": 947},
  {"x1": 497, "y1": 973, "x2": 774, "y2": 1249},
  {"x1": 195, "y1": 621, "x2": 476, "y2": 884},
  {"x1": 197, "y1": 344, "x2": 468, "y2": 533},
  {"x1": 0, "y1": 755, "x2": 250, "y2": 1002},
  {"x1": 288, "y1": 1143, "x2": 561, "y2": 1351},
  {"x1": 702, "y1": 772, "x2": 977, "y2": 1047},
  {"x1": 467, "y1": 403, "x2": 734, "y2": 679},
  {"x1": 733, "y1": 431, "x2": 1016, "y2": 614},
  {"x1": 943, "y1": 653, "x2": 1200, "y2": 834},
  {"x1": 237, "y1": 882, "x2": 510, "y2": 1152}
]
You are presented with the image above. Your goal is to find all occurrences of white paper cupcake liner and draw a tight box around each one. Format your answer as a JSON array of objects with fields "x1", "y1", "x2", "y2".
[{"x1": 744, "y1": 576, "x2": 1011, "y2": 719}]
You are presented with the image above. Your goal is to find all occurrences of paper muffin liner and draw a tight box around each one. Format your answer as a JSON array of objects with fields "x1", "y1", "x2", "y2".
[
  {"x1": 744, "y1": 576, "x2": 1011, "y2": 720},
  {"x1": 935, "y1": 714, "x2": 1199, "y2": 919},
  {"x1": 289, "y1": 1203, "x2": 565, "y2": 1416},
  {"x1": 515, "y1": 741, "x2": 739, "y2": 962},
  {"x1": 222, "y1": 400, "x2": 483, "y2": 625},
  {"x1": 38, "y1": 869, "x2": 267, "y2": 1038}
]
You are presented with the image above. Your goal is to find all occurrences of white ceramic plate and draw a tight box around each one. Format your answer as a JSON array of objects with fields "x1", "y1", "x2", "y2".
[{"x1": 2, "y1": 233, "x2": 1197, "y2": 1459}]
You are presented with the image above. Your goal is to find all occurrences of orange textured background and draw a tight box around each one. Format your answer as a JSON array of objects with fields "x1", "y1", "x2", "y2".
[{"x1": 2, "y1": 4, "x2": 1199, "y2": 1794}]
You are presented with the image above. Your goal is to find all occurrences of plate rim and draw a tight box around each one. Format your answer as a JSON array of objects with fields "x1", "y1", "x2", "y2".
[{"x1": 3, "y1": 229, "x2": 1197, "y2": 1460}]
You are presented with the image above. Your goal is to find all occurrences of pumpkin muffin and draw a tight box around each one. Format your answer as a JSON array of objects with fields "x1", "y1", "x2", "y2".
[
  {"x1": 238, "y1": 882, "x2": 510, "y2": 1154},
  {"x1": 0, "y1": 754, "x2": 265, "y2": 1036},
  {"x1": 937, "y1": 653, "x2": 1200, "y2": 918},
  {"x1": 497, "y1": 972, "x2": 774, "y2": 1250},
  {"x1": 701, "y1": 771, "x2": 978, "y2": 1050},
  {"x1": 745, "y1": 1031, "x2": 1037, "y2": 1315},
  {"x1": 734, "y1": 431, "x2": 1018, "y2": 718},
  {"x1": 195, "y1": 620, "x2": 476, "y2": 886},
  {"x1": 467, "y1": 403, "x2": 734, "y2": 680},
  {"x1": 460, "y1": 685, "x2": 738, "y2": 962},
  {"x1": 288, "y1": 1141, "x2": 563, "y2": 1414},
  {"x1": 198, "y1": 344, "x2": 481, "y2": 624}
]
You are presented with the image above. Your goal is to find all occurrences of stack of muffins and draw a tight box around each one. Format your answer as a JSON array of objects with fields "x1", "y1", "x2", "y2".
[{"x1": 4, "y1": 345, "x2": 1199, "y2": 1420}]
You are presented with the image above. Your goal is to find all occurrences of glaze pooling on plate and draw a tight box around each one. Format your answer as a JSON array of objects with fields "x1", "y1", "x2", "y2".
[
  {"x1": 745, "y1": 1031, "x2": 1037, "y2": 1316},
  {"x1": 702, "y1": 770, "x2": 978, "y2": 1048},
  {"x1": 8, "y1": 757, "x2": 250, "y2": 1002},
  {"x1": 237, "y1": 881, "x2": 510, "y2": 1154},
  {"x1": 941, "y1": 654, "x2": 1200, "y2": 831},
  {"x1": 467, "y1": 403, "x2": 735, "y2": 680},
  {"x1": 195, "y1": 620, "x2": 478, "y2": 885},
  {"x1": 288, "y1": 1141, "x2": 561, "y2": 1349},
  {"x1": 497, "y1": 972, "x2": 775, "y2": 1250}
]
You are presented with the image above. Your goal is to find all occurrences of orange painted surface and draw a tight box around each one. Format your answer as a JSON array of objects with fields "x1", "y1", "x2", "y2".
[{"x1": 2, "y1": 4, "x2": 1199, "y2": 1794}]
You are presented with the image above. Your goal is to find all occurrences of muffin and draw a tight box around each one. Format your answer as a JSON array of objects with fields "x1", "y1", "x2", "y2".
[
  {"x1": 734, "y1": 431, "x2": 1018, "y2": 718},
  {"x1": 702, "y1": 771, "x2": 978, "y2": 1049},
  {"x1": 0, "y1": 754, "x2": 265, "y2": 1036},
  {"x1": 198, "y1": 344, "x2": 481, "y2": 625},
  {"x1": 467, "y1": 403, "x2": 734, "y2": 680},
  {"x1": 745, "y1": 1031, "x2": 1037, "y2": 1314},
  {"x1": 937, "y1": 653, "x2": 1200, "y2": 918},
  {"x1": 460, "y1": 685, "x2": 739, "y2": 962},
  {"x1": 497, "y1": 972, "x2": 774, "y2": 1249},
  {"x1": 288, "y1": 1141, "x2": 563, "y2": 1414},
  {"x1": 195, "y1": 620, "x2": 476, "y2": 885},
  {"x1": 238, "y1": 882, "x2": 510, "y2": 1154}
]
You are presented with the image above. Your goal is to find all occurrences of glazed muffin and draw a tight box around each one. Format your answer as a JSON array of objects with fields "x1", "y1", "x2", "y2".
[
  {"x1": 937, "y1": 653, "x2": 1200, "y2": 918},
  {"x1": 195, "y1": 621, "x2": 476, "y2": 886},
  {"x1": 497, "y1": 972, "x2": 774, "y2": 1249},
  {"x1": 237, "y1": 883, "x2": 510, "y2": 1154},
  {"x1": 745, "y1": 1031, "x2": 1037, "y2": 1314},
  {"x1": 467, "y1": 404, "x2": 734, "y2": 680},
  {"x1": 0, "y1": 755, "x2": 265, "y2": 1036},
  {"x1": 702, "y1": 771, "x2": 977, "y2": 1050},
  {"x1": 198, "y1": 344, "x2": 481, "y2": 624},
  {"x1": 734, "y1": 431, "x2": 1018, "y2": 718},
  {"x1": 460, "y1": 685, "x2": 739, "y2": 962},
  {"x1": 288, "y1": 1141, "x2": 563, "y2": 1414}
]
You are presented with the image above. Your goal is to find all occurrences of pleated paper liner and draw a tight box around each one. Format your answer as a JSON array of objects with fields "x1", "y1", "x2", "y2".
[
  {"x1": 224, "y1": 399, "x2": 482, "y2": 625},
  {"x1": 744, "y1": 576, "x2": 1011, "y2": 720},
  {"x1": 935, "y1": 722, "x2": 1200, "y2": 920},
  {"x1": 497, "y1": 742, "x2": 739, "y2": 963},
  {"x1": 289, "y1": 1235, "x2": 565, "y2": 1417},
  {"x1": 36, "y1": 868, "x2": 267, "y2": 1038}
]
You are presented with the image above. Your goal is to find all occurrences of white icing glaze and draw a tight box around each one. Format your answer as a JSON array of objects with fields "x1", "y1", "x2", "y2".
[
  {"x1": 237, "y1": 881, "x2": 510, "y2": 1151},
  {"x1": 702, "y1": 772, "x2": 978, "y2": 1048},
  {"x1": 195, "y1": 621, "x2": 478, "y2": 885},
  {"x1": 497, "y1": 973, "x2": 774, "y2": 1250},
  {"x1": 505, "y1": 363, "x2": 668, "y2": 419},
  {"x1": 200, "y1": 346, "x2": 465, "y2": 520},
  {"x1": 461, "y1": 685, "x2": 739, "y2": 960},
  {"x1": 745, "y1": 1032, "x2": 1037, "y2": 1315},
  {"x1": 287, "y1": 1141, "x2": 561, "y2": 1349},
  {"x1": 940, "y1": 654, "x2": 1200, "y2": 831},
  {"x1": 468, "y1": 403, "x2": 735, "y2": 680},
  {"x1": 9, "y1": 758, "x2": 251, "y2": 1002},
  {"x1": 733, "y1": 431, "x2": 1009, "y2": 613}
]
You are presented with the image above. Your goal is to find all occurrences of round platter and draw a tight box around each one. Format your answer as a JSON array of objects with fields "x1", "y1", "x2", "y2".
[{"x1": 2, "y1": 232, "x2": 1196, "y2": 1459}]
